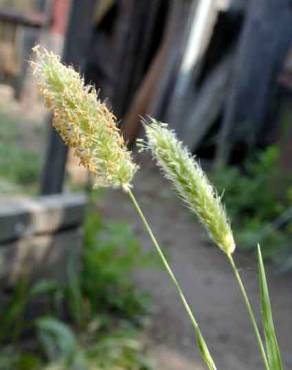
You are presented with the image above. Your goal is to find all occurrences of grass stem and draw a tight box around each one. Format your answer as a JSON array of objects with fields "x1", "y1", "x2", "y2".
[
  {"x1": 227, "y1": 253, "x2": 269, "y2": 370},
  {"x1": 127, "y1": 188, "x2": 217, "y2": 370}
]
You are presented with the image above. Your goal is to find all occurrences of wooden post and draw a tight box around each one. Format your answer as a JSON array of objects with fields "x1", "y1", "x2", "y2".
[
  {"x1": 166, "y1": 0, "x2": 219, "y2": 133},
  {"x1": 0, "y1": 193, "x2": 86, "y2": 285},
  {"x1": 40, "y1": 0, "x2": 97, "y2": 195},
  {"x1": 111, "y1": 0, "x2": 166, "y2": 117},
  {"x1": 11, "y1": 0, "x2": 52, "y2": 100},
  {"x1": 121, "y1": 0, "x2": 183, "y2": 144},
  {"x1": 216, "y1": 0, "x2": 292, "y2": 166},
  {"x1": 150, "y1": 0, "x2": 191, "y2": 119},
  {"x1": 182, "y1": 54, "x2": 233, "y2": 150}
]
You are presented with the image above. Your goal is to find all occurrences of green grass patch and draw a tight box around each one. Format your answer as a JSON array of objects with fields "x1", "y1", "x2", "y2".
[
  {"x1": 212, "y1": 146, "x2": 292, "y2": 270},
  {"x1": 0, "y1": 194, "x2": 155, "y2": 370}
]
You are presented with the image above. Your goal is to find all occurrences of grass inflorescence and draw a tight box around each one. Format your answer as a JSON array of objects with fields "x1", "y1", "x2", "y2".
[
  {"x1": 31, "y1": 47, "x2": 284, "y2": 370},
  {"x1": 31, "y1": 46, "x2": 137, "y2": 190},
  {"x1": 143, "y1": 118, "x2": 235, "y2": 255}
]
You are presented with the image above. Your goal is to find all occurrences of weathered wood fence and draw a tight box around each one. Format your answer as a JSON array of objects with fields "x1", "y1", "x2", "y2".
[
  {"x1": 34, "y1": 0, "x2": 292, "y2": 192},
  {"x1": 0, "y1": 193, "x2": 86, "y2": 287}
]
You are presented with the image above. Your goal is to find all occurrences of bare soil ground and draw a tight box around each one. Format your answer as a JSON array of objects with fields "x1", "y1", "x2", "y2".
[{"x1": 100, "y1": 156, "x2": 292, "y2": 370}]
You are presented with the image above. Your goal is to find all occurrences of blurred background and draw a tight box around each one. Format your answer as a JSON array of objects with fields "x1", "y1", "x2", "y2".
[{"x1": 0, "y1": 0, "x2": 291, "y2": 369}]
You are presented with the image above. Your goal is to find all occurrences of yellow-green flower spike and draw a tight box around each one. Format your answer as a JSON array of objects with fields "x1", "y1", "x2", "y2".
[
  {"x1": 31, "y1": 46, "x2": 138, "y2": 189},
  {"x1": 144, "y1": 119, "x2": 235, "y2": 255}
]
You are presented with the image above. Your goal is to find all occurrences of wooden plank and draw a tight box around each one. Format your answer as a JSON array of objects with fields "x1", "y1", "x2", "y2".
[
  {"x1": 216, "y1": 0, "x2": 292, "y2": 165},
  {"x1": 217, "y1": 0, "x2": 247, "y2": 14},
  {"x1": 274, "y1": 84, "x2": 292, "y2": 194},
  {"x1": 121, "y1": 0, "x2": 184, "y2": 144},
  {"x1": 13, "y1": 0, "x2": 53, "y2": 100},
  {"x1": 150, "y1": 0, "x2": 191, "y2": 119},
  {"x1": 111, "y1": 0, "x2": 166, "y2": 117},
  {"x1": 166, "y1": 0, "x2": 219, "y2": 132},
  {"x1": 40, "y1": 0, "x2": 97, "y2": 195},
  {"x1": 181, "y1": 54, "x2": 232, "y2": 150},
  {"x1": 110, "y1": 0, "x2": 137, "y2": 116},
  {"x1": 0, "y1": 229, "x2": 82, "y2": 286},
  {"x1": 14, "y1": 27, "x2": 39, "y2": 100},
  {"x1": 0, "y1": 8, "x2": 47, "y2": 28},
  {"x1": 129, "y1": 0, "x2": 161, "y2": 97},
  {"x1": 0, "y1": 193, "x2": 86, "y2": 243}
]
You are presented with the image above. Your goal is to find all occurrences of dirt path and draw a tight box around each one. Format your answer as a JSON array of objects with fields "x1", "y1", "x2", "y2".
[{"x1": 100, "y1": 156, "x2": 292, "y2": 370}]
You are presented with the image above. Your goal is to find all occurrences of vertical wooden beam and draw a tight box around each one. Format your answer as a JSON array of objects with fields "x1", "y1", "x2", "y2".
[
  {"x1": 14, "y1": 0, "x2": 52, "y2": 100},
  {"x1": 121, "y1": 0, "x2": 186, "y2": 144},
  {"x1": 216, "y1": 0, "x2": 292, "y2": 166},
  {"x1": 166, "y1": 0, "x2": 219, "y2": 133},
  {"x1": 40, "y1": 0, "x2": 97, "y2": 195},
  {"x1": 150, "y1": 0, "x2": 190, "y2": 119},
  {"x1": 112, "y1": 0, "x2": 166, "y2": 117},
  {"x1": 182, "y1": 54, "x2": 233, "y2": 150},
  {"x1": 110, "y1": 0, "x2": 139, "y2": 116},
  {"x1": 14, "y1": 28, "x2": 39, "y2": 100}
]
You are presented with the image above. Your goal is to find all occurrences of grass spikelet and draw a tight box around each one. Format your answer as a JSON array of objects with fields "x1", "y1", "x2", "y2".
[
  {"x1": 31, "y1": 46, "x2": 138, "y2": 189},
  {"x1": 144, "y1": 119, "x2": 235, "y2": 255}
]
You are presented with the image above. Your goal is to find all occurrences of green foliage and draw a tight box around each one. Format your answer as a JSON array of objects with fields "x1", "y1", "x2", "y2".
[
  {"x1": 0, "y1": 279, "x2": 29, "y2": 343},
  {"x1": 0, "y1": 318, "x2": 153, "y2": 370},
  {"x1": 212, "y1": 146, "x2": 291, "y2": 266},
  {"x1": 84, "y1": 329, "x2": 153, "y2": 370},
  {"x1": 82, "y1": 212, "x2": 153, "y2": 322},
  {"x1": 36, "y1": 317, "x2": 81, "y2": 365},
  {"x1": 0, "y1": 110, "x2": 22, "y2": 141},
  {"x1": 0, "y1": 347, "x2": 41, "y2": 370},
  {"x1": 0, "y1": 204, "x2": 153, "y2": 370},
  {"x1": 0, "y1": 143, "x2": 40, "y2": 185},
  {"x1": 258, "y1": 245, "x2": 283, "y2": 370},
  {"x1": 37, "y1": 320, "x2": 153, "y2": 370}
]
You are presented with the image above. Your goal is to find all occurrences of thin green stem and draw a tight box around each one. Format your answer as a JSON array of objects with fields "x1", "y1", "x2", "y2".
[
  {"x1": 127, "y1": 188, "x2": 216, "y2": 370},
  {"x1": 227, "y1": 253, "x2": 269, "y2": 370}
]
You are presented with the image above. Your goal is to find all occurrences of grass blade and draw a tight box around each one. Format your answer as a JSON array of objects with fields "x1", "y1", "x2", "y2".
[{"x1": 258, "y1": 244, "x2": 284, "y2": 370}]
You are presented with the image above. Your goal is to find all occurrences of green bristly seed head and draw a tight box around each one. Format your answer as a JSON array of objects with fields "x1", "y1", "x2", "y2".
[
  {"x1": 144, "y1": 119, "x2": 235, "y2": 255},
  {"x1": 31, "y1": 46, "x2": 138, "y2": 190}
]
